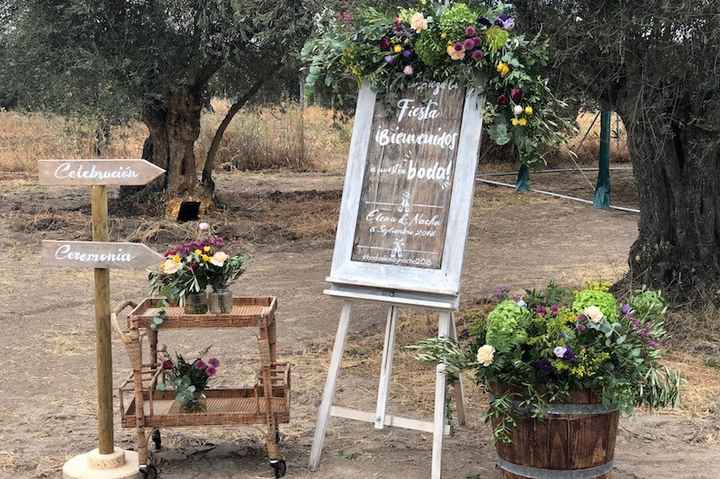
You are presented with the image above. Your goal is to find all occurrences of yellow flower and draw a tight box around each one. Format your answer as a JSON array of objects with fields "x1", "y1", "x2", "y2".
[
  {"x1": 172, "y1": 255, "x2": 181, "y2": 264},
  {"x1": 496, "y1": 62, "x2": 510, "y2": 77},
  {"x1": 193, "y1": 249, "x2": 202, "y2": 255},
  {"x1": 201, "y1": 254, "x2": 211, "y2": 262},
  {"x1": 518, "y1": 118, "x2": 528, "y2": 126},
  {"x1": 447, "y1": 44, "x2": 465, "y2": 61},
  {"x1": 525, "y1": 106, "x2": 534, "y2": 116},
  {"x1": 511, "y1": 118, "x2": 519, "y2": 127},
  {"x1": 393, "y1": 44, "x2": 402, "y2": 53},
  {"x1": 203, "y1": 245, "x2": 211, "y2": 252},
  {"x1": 441, "y1": 32, "x2": 447, "y2": 39}
]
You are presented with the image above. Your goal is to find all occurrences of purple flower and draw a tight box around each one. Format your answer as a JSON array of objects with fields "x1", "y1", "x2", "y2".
[
  {"x1": 647, "y1": 340, "x2": 659, "y2": 349},
  {"x1": 471, "y1": 50, "x2": 485, "y2": 61},
  {"x1": 496, "y1": 14, "x2": 515, "y2": 30},
  {"x1": 194, "y1": 360, "x2": 207, "y2": 370},
  {"x1": 463, "y1": 38, "x2": 475, "y2": 51},
  {"x1": 465, "y1": 25, "x2": 477, "y2": 37},
  {"x1": 563, "y1": 346, "x2": 577, "y2": 362},
  {"x1": 402, "y1": 49, "x2": 413, "y2": 58},
  {"x1": 478, "y1": 16, "x2": 493, "y2": 28},
  {"x1": 534, "y1": 359, "x2": 554, "y2": 375},
  {"x1": 551, "y1": 304, "x2": 559, "y2": 316},
  {"x1": 162, "y1": 359, "x2": 174, "y2": 370},
  {"x1": 379, "y1": 37, "x2": 391, "y2": 50},
  {"x1": 208, "y1": 358, "x2": 220, "y2": 368},
  {"x1": 535, "y1": 305, "x2": 547, "y2": 316},
  {"x1": 621, "y1": 303, "x2": 631, "y2": 315},
  {"x1": 497, "y1": 94, "x2": 509, "y2": 106},
  {"x1": 511, "y1": 87, "x2": 523, "y2": 103},
  {"x1": 553, "y1": 346, "x2": 567, "y2": 359},
  {"x1": 206, "y1": 366, "x2": 217, "y2": 377},
  {"x1": 495, "y1": 286, "x2": 510, "y2": 299},
  {"x1": 384, "y1": 55, "x2": 396, "y2": 64}
]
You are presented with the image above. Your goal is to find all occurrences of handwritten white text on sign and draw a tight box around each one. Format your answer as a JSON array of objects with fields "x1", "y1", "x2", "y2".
[
  {"x1": 38, "y1": 159, "x2": 165, "y2": 186},
  {"x1": 41, "y1": 240, "x2": 163, "y2": 270}
]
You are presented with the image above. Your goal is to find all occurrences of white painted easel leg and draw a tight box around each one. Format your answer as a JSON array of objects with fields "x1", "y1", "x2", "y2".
[
  {"x1": 375, "y1": 306, "x2": 398, "y2": 429},
  {"x1": 449, "y1": 314, "x2": 466, "y2": 426},
  {"x1": 432, "y1": 312, "x2": 452, "y2": 479},
  {"x1": 309, "y1": 303, "x2": 352, "y2": 471}
]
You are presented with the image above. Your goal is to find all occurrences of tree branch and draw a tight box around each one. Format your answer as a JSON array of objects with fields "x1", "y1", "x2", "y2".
[{"x1": 201, "y1": 77, "x2": 266, "y2": 187}]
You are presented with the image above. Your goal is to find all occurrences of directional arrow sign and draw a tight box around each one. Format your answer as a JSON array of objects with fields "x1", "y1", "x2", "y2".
[
  {"x1": 39, "y1": 159, "x2": 165, "y2": 186},
  {"x1": 41, "y1": 240, "x2": 163, "y2": 270}
]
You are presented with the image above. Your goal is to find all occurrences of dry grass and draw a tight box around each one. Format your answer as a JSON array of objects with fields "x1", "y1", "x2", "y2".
[{"x1": 554, "y1": 111, "x2": 631, "y2": 167}]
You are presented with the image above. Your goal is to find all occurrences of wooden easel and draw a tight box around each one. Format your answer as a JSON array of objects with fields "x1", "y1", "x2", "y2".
[{"x1": 309, "y1": 286, "x2": 466, "y2": 479}]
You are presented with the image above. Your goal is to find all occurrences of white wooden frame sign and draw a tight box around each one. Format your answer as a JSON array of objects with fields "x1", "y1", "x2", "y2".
[{"x1": 310, "y1": 83, "x2": 485, "y2": 479}]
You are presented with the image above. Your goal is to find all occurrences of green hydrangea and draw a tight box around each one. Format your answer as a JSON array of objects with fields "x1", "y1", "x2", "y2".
[
  {"x1": 485, "y1": 300, "x2": 531, "y2": 353},
  {"x1": 438, "y1": 3, "x2": 476, "y2": 41},
  {"x1": 415, "y1": 30, "x2": 446, "y2": 66},
  {"x1": 572, "y1": 289, "x2": 619, "y2": 321}
]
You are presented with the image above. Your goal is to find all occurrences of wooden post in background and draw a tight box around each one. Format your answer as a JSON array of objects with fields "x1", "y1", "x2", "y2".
[{"x1": 91, "y1": 185, "x2": 114, "y2": 454}]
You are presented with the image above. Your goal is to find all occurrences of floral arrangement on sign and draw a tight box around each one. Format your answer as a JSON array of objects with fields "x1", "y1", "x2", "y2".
[
  {"x1": 158, "y1": 348, "x2": 220, "y2": 412},
  {"x1": 148, "y1": 223, "x2": 248, "y2": 310},
  {"x1": 301, "y1": 1, "x2": 571, "y2": 166},
  {"x1": 412, "y1": 283, "x2": 681, "y2": 442}
]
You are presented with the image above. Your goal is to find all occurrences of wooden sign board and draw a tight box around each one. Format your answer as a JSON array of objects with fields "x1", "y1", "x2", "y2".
[
  {"x1": 41, "y1": 240, "x2": 163, "y2": 270},
  {"x1": 327, "y1": 83, "x2": 484, "y2": 300},
  {"x1": 39, "y1": 159, "x2": 165, "y2": 186}
]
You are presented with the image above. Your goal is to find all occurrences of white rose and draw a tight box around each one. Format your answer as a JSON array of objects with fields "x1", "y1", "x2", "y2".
[
  {"x1": 583, "y1": 305, "x2": 604, "y2": 324},
  {"x1": 210, "y1": 251, "x2": 228, "y2": 267},
  {"x1": 513, "y1": 105, "x2": 524, "y2": 116},
  {"x1": 476, "y1": 345, "x2": 496, "y2": 367},
  {"x1": 410, "y1": 12, "x2": 428, "y2": 32},
  {"x1": 161, "y1": 259, "x2": 180, "y2": 275}
]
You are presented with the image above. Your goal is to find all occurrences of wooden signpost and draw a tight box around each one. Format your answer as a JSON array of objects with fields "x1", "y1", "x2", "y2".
[
  {"x1": 40, "y1": 159, "x2": 164, "y2": 479},
  {"x1": 310, "y1": 83, "x2": 484, "y2": 478}
]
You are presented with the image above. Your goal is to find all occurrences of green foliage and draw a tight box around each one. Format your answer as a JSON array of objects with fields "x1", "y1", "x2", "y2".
[
  {"x1": 485, "y1": 300, "x2": 531, "y2": 353},
  {"x1": 572, "y1": 289, "x2": 619, "y2": 322},
  {"x1": 159, "y1": 349, "x2": 220, "y2": 412},
  {"x1": 412, "y1": 282, "x2": 681, "y2": 443},
  {"x1": 438, "y1": 3, "x2": 477, "y2": 40}
]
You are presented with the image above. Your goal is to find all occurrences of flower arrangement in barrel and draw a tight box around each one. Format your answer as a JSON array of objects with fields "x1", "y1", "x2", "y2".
[
  {"x1": 412, "y1": 283, "x2": 681, "y2": 442},
  {"x1": 302, "y1": 1, "x2": 571, "y2": 166},
  {"x1": 149, "y1": 222, "x2": 248, "y2": 313}
]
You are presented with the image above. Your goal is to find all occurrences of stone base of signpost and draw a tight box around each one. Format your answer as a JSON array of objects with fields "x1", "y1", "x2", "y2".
[{"x1": 63, "y1": 448, "x2": 139, "y2": 479}]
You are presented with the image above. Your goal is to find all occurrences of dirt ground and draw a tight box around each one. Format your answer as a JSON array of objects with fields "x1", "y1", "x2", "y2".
[{"x1": 1, "y1": 169, "x2": 719, "y2": 479}]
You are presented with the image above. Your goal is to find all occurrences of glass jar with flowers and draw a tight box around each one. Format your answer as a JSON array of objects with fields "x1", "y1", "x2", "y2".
[
  {"x1": 158, "y1": 348, "x2": 220, "y2": 413},
  {"x1": 206, "y1": 250, "x2": 247, "y2": 314}
]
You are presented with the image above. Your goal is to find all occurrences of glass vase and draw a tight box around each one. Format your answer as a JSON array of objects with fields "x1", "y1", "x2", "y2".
[
  {"x1": 208, "y1": 288, "x2": 233, "y2": 314},
  {"x1": 183, "y1": 292, "x2": 208, "y2": 314},
  {"x1": 178, "y1": 390, "x2": 207, "y2": 413}
]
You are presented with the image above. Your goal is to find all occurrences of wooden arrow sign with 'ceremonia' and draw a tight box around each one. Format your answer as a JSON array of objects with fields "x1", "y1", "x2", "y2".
[
  {"x1": 39, "y1": 159, "x2": 165, "y2": 186},
  {"x1": 41, "y1": 240, "x2": 163, "y2": 270}
]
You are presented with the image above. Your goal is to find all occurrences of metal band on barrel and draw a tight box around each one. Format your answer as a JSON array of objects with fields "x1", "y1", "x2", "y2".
[
  {"x1": 496, "y1": 457, "x2": 614, "y2": 479},
  {"x1": 489, "y1": 394, "x2": 618, "y2": 416}
]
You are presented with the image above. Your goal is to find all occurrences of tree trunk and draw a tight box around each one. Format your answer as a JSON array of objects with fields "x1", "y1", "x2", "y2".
[
  {"x1": 620, "y1": 105, "x2": 720, "y2": 304},
  {"x1": 140, "y1": 89, "x2": 213, "y2": 219}
]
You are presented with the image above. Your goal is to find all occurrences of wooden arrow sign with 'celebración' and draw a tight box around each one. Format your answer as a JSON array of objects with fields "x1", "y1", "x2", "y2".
[
  {"x1": 41, "y1": 240, "x2": 163, "y2": 270},
  {"x1": 39, "y1": 159, "x2": 165, "y2": 186}
]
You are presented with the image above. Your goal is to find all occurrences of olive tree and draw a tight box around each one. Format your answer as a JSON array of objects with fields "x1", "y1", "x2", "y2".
[
  {"x1": 510, "y1": 1, "x2": 720, "y2": 302},
  {"x1": 4, "y1": 0, "x2": 313, "y2": 217}
]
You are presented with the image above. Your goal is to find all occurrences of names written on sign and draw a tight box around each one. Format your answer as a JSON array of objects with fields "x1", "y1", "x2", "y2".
[
  {"x1": 351, "y1": 83, "x2": 465, "y2": 269},
  {"x1": 39, "y1": 159, "x2": 165, "y2": 186},
  {"x1": 41, "y1": 240, "x2": 163, "y2": 270}
]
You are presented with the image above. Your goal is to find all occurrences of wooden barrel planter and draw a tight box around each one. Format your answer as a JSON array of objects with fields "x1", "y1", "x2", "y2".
[{"x1": 492, "y1": 389, "x2": 619, "y2": 479}]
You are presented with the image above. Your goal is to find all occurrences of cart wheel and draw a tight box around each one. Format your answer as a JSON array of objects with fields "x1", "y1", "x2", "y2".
[
  {"x1": 139, "y1": 464, "x2": 158, "y2": 479},
  {"x1": 152, "y1": 429, "x2": 162, "y2": 450},
  {"x1": 269, "y1": 459, "x2": 287, "y2": 478}
]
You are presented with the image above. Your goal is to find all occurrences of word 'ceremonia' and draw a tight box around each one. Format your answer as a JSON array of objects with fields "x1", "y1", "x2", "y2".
[
  {"x1": 54, "y1": 244, "x2": 133, "y2": 263},
  {"x1": 54, "y1": 162, "x2": 140, "y2": 180}
]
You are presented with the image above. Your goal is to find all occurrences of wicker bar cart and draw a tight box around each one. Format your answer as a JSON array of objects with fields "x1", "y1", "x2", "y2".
[{"x1": 111, "y1": 297, "x2": 291, "y2": 479}]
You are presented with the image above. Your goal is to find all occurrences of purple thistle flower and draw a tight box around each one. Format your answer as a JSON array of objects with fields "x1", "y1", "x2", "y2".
[
  {"x1": 551, "y1": 304, "x2": 559, "y2": 316},
  {"x1": 463, "y1": 38, "x2": 475, "y2": 51},
  {"x1": 534, "y1": 359, "x2": 554, "y2": 375},
  {"x1": 194, "y1": 360, "x2": 207, "y2": 370},
  {"x1": 206, "y1": 366, "x2": 217, "y2": 377},
  {"x1": 208, "y1": 357, "x2": 220, "y2": 368},
  {"x1": 535, "y1": 305, "x2": 547, "y2": 316},
  {"x1": 465, "y1": 25, "x2": 477, "y2": 37}
]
